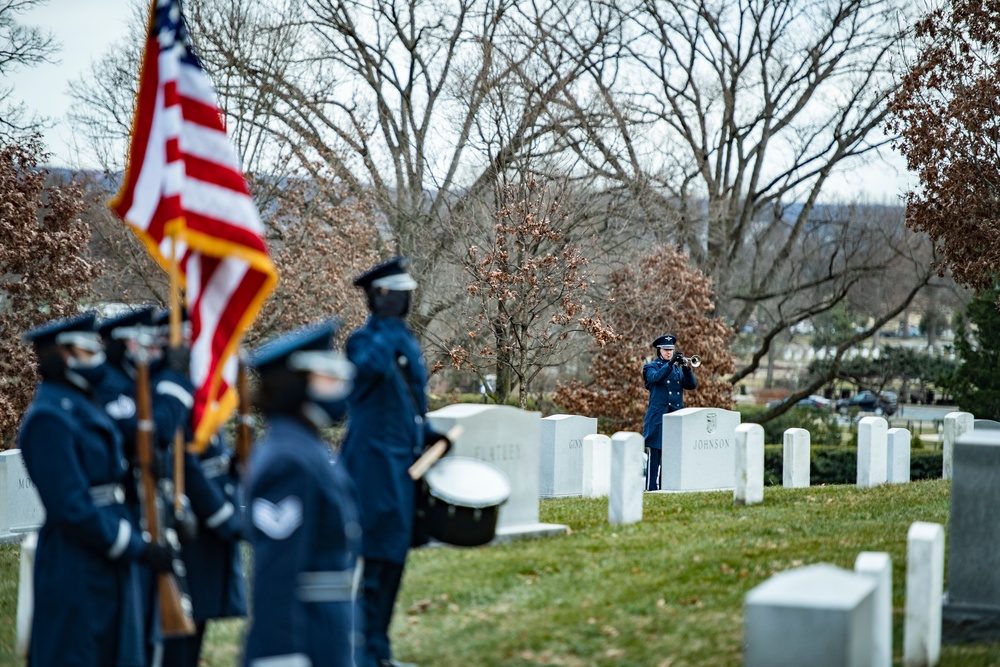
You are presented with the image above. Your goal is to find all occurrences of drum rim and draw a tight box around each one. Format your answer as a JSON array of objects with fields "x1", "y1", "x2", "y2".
[{"x1": 425, "y1": 456, "x2": 511, "y2": 508}]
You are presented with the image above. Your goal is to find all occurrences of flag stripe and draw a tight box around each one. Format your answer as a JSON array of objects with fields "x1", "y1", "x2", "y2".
[
  {"x1": 184, "y1": 179, "x2": 260, "y2": 230},
  {"x1": 179, "y1": 121, "x2": 244, "y2": 174},
  {"x1": 182, "y1": 152, "x2": 250, "y2": 195},
  {"x1": 185, "y1": 211, "x2": 271, "y2": 255},
  {"x1": 179, "y1": 94, "x2": 225, "y2": 133}
]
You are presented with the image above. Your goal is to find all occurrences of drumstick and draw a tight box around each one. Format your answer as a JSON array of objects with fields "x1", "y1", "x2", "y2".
[{"x1": 408, "y1": 425, "x2": 464, "y2": 480}]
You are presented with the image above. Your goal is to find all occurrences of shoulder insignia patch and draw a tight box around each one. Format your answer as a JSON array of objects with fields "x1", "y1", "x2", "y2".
[{"x1": 252, "y1": 496, "x2": 303, "y2": 540}]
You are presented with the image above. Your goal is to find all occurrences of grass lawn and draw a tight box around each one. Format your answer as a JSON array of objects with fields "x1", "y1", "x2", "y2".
[{"x1": 1, "y1": 479, "x2": 999, "y2": 665}]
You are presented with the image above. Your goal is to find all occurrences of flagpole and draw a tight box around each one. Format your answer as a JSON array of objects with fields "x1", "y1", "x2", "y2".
[{"x1": 169, "y1": 233, "x2": 185, "y2": 516}]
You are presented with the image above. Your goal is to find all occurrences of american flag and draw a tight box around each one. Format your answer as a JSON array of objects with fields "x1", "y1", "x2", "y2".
[{"x1": 110, "y1": 0, "x2": 277, "y2": 451}]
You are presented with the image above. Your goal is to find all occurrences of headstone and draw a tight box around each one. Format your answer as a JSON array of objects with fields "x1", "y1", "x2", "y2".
[
  {"x1": 427, "y1": 404, "x2": 567, "y2": 540},
  {"x1": 608, "y1": 432, "x2": 643, "y2": 525},
  {"x1": 783, "y1": 428, "x2": 810, "y2": 489},
  {"x1": 973, "y1": 419, "x2": 1000, "y2": 430},
  {"x1": 0, "y1": 450, "x2": 45, "y2": 540},
  {"x1": 857, "y1": 416, "x2": 888, "y2": 488},
  {"x1": 855, "y1": 552, "x2": 892, "y2": 667},
  {"x1": 15, "y1": 532, "x2": 36, "y2": 657},
  {"x1": 744, "y1": 563, "x2": 876, "y2": 667},
  {"x1": 661, "y1": 407, "x2": 741, "y2": 491},
  {"x1": 539, "y1": 414, "x2": 597, "y2": 498},
  {"x1": 942, "y1": 428, "x2": 1000, "y2": 642},
  {"x1": 905, "y1": 522, "x2": 943, "y2": 666},
  {"x1": 886, "y1": 428, "x2": 911, "y2": 484},
  {"x1": 942, "y1": 411, "x2": 973, "y2": 480},
  {"x1": 582, "y1": 434, "x2": 611, "y2": 498},
  {"x1": 734, "y1": 423, "x2": 764, "y2": 506}
]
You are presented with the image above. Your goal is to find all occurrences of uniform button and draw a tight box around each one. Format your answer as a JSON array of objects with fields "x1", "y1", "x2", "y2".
[{"x1": 398, "y1": 355, "x2": 408, "y2": 367}]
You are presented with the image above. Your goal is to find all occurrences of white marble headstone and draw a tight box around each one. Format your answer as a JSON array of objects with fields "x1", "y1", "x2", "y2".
[
  {"x1": 943, "y1": 411, "x2": 973, "y2": 480},
  {"x1": 734, "y1": 423, "x2": 765, "y2": 505},
  {"x1": 582, "y1": 434, "x2": 611, "y2": 498},
  {"x1": 857, "y1": 416, "x2": 888, "y2": 489},
  {"x1": 428, "y1": 404, "x2": 566, "y2": 539},
  {"x1": 0, "y1": 450, "x2": 44, "y2": 538},
  {"x1": 744, "y1": 564, "x2": 876, "y2": 667},
  {"x1": 783, "y1": 428, "x2": 810, "y2": 489},
  {"x1": 904, "y1": 522, "x2": 944, "y2": 667},
  {"x1": 661, "y1": 407, "x2": 741, "y2": 491},
  {"x1": 886, "y1": 428, "x2": 911, "y2": 484},
  {"x1": 608, "y1": 432, "x2": 643, "y2": 525},
  {"x1": 855, "y1": 552, "x2": 892, "y2": 667},
  {"x1": 539, "y1": 414, "x2": 597, "y2": 498}
]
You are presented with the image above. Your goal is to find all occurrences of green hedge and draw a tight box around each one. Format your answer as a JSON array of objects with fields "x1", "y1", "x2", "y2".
[
  {"x1": 763, "y1": 445, "x2": 943, "y2": 486},
  {"x1": 737, "y1": 405, "x2": 844, "y2": 447}
]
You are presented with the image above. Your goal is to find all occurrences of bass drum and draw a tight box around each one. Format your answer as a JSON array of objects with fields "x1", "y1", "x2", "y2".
[{"x1": 423, "y1": 457, "x2": 511, "y2": 547}]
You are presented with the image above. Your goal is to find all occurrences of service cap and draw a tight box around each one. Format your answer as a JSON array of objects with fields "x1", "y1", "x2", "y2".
[
  {"x1": 652, "y1": 334, "x2": 677, "y2": 349},
  {"x1": 98, "y1": 305, "x2": 158, "y2": 338},
  {"x1": 352, "y1": 256, "x2": 417, "y2": 291},
  {"x1": 249, "y1": 319, "x2": 354, "y2": 380},
  {"x1": 24, "y1": 311, "x2": 102, "y2": 351}
]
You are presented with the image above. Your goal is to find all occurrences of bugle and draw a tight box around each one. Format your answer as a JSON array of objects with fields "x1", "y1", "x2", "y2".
[{"x1": 673, "y1": 354, "x2": 702, "y2": 368}]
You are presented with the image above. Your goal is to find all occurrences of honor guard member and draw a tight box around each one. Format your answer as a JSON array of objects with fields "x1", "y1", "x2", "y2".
[
  {"x1": 147, "y1": 307, "x2": 248, "y2": 667},
  {"x1": 244, "y1": 320, "x2": 362, "y2": 667},
  {"x1": 642, "y1": 334, "x2": 697, "y2": 491},
  {"x1": 97, "y1": 304, "x2": 177, "y2": 666},
  {"x1": 18, "y1": 312, "x2": 174, "y2": 667},
  {"x1": 342, "y1": 257, "x2": 448, "y2": 667}
]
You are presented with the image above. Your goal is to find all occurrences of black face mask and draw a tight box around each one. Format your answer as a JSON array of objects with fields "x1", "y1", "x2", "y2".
[
  {"x1": 369, "y1": 289, "x2": 411, "y2": 319},
  {"x1": 65, "y1": 351, "x2": 108, "y2": 390}
]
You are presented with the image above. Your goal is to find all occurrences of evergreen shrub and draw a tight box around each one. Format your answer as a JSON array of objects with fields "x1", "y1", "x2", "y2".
[{"x1": 763, "y1": 445, "x2": 942, "y2": 485}]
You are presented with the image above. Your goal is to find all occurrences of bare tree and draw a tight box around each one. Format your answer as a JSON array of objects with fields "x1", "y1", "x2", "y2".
[
  {"x1": 0, "y1": 0, "x2": 59, "y2": 138},
  {"x1": 445, "y1": 177, "x2": 617, "y2": 407},
  {"x1": 252, "y1": 169, "x2": 391, "y2": 343},
  {"x1": 564, "y1": 0, "x2": 933, "y2": 378},
  {"x1": 66, "y1": 0, "x2": 943, "y2": 410},
  {"x1": 175, "y1": 0, "x2": 628, "y2": 331}
]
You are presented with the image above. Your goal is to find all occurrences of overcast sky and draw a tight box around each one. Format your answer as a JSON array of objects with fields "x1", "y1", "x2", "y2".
[
  {"x1": 5, "y1": 0, "x2": 918, "y2": 204},
  {"x1": 5, "y1": 0, "x2": 132, "y2": 168}
]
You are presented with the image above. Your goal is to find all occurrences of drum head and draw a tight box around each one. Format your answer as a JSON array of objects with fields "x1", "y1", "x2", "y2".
[{"x1": 424, "y1": 457, "x2": 511, "y2": 508}]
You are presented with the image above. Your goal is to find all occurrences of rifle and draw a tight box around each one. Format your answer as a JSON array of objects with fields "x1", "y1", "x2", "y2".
[{"x1": 135, "y1": 349, "x2": 196, "y2": 637}]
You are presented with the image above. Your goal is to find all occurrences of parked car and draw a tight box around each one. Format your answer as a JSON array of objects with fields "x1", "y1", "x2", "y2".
[
  {"x1": 836, "y1": 390, "x2": 897, "y2": 416},
  {"x1": 766, "y1": 394, "x2": 833, "y2": 409}
]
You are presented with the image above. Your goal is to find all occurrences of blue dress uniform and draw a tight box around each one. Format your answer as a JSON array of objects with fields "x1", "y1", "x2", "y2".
[
  {"x1": 18, "y1": 313, "x2": 150, "y2": 667},
  {"x1": 341, "y1": 257, "x2": 431, "y2": 667},
  {"x1": 641, "y1": 334, "x2": 697, "y2": 491},
  {"x1": 244, "y1": 321, "x2": 361, "y2": 667}
]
